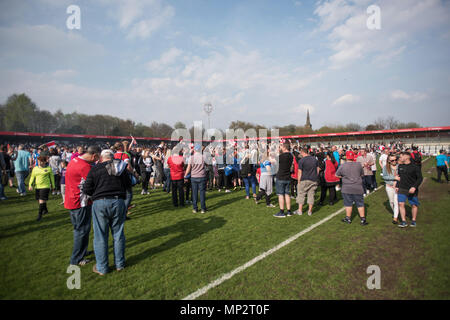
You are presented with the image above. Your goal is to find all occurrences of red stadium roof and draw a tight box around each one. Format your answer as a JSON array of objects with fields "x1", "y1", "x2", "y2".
[{"x1": 1, "y1": 126, "x2": 449, "y2": 142}]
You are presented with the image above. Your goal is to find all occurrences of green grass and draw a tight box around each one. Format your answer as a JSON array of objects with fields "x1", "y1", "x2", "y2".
[{"x1": 0, "y1": 157, "x2": 448, "y2": 299}]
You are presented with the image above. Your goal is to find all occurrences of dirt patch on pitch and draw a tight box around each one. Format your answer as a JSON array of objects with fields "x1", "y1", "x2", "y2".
[{"x1": 338, "y1": 177, "x2": 445, "y2": 300}]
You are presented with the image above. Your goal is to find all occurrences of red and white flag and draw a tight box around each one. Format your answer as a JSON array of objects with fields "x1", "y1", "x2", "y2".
[
  {"x1": 45, "y1": 141, "x2": 56, "y2": 148},
  {"x1": 130, "y1": 135, "x2": 137, "y2": 146}
]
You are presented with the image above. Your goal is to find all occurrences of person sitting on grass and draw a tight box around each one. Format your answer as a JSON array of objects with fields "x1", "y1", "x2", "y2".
[{"x1": 28, "y1": 156, "x2": 55, "y2": 221}]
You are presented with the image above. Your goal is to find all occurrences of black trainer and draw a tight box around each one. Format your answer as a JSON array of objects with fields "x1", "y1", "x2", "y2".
[
  {"x1": 342, "y1": 217, "x2": 351, "y2": 224},
  {"x1": 360, "y1": 219, "x2": 369, "y2": 226}
]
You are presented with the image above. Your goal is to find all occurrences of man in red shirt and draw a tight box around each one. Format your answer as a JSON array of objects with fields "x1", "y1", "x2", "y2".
[
  {"x1": 65, "y1": 145, "x2": 100, "y2": 266},
  {"x1": 168, "y1": 149, "x2": 185, "y2": 207}
]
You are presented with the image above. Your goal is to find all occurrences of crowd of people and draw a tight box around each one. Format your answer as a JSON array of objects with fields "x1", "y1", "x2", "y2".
[{"x1": 0, "y1": 138, "x2": 448, "y2": 275}]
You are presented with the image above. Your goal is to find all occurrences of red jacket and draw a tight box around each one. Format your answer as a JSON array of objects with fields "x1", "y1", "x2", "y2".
[
  {"x1": 64, "y1": 157, "x2": 92, "y2": 210},
  {"x1": 291, "y1": 156, "x2": 298, "y2": 180},
  {"x1": 324, "y1": 159, "x2": 340, "y2": 183},
  {"x1": 168, "y1": 155, "x2": 184, "y2": 180}
]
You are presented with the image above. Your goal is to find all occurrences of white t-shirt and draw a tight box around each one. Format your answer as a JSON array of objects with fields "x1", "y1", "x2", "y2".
[{"x1": 379, "y1": 153, "x2": 388, "y2": 169}]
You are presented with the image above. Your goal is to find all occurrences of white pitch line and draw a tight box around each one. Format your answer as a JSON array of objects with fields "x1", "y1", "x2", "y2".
[{"x1": 183, "y1": 186, "x2": 385, "y2": 300}]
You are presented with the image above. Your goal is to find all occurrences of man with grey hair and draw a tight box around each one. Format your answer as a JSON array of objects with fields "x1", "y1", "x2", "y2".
[
  {"x1": 83, "y1": 148, "x2": 131, "y2": 275},
  {"x1": 65, "y1": 145, "x2": 101, "y2": 267},
  {"x1": 11, "y1": 144, "x2": 32, "y2": 196}
]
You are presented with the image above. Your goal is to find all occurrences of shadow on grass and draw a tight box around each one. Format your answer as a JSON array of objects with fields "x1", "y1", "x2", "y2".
[
  {"x1": 0, "y1": 195, "x2": 40, "y2": 206},
  {"x1": 129, "y1": 190, "x2": 245, "y2": 219},
  {"x1": 125, "y1": 215, "x2": 226, "y2": 267},
  {"x1": 430, "y1": 177, "x2": 449, "y2": 184},
  {"x1": 206, "y1": 193, "x2": 247, "y2": 211},
  {"x1": 0, "y1": 213, "x2": 70, "y2": 239},
  {"x1": 381, "y1": 199, "x2": 413, "y2": 219},
  {"x1": 349, "y1": 203, "x2": 371, "y2": 220},
  {"x1": 383, "y1": 200, "x2": 394, "y2": 216}
]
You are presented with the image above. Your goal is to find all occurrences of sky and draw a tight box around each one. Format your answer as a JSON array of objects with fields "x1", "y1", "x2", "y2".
[{"x1": 0, "y1": 0, "x2": 449, "y2": 130}]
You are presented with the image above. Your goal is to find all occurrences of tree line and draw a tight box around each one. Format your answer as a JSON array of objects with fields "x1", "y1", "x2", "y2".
[{"x1": 0, "y1": 93, "x2": 421, "y2": 138}]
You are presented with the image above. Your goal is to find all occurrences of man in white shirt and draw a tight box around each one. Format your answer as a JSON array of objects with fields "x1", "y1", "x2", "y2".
[{"x1": 379, "y1": 148, "x2": 389, "y2": 175}]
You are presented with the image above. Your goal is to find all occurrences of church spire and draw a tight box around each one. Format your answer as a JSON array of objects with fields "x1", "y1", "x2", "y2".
[{"x1": 305, "y1": 108, "x2": 312, "y2": 129}]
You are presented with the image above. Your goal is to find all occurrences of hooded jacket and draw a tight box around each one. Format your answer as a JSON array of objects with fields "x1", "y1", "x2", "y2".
[{"x1": 83, "y1": 159, "x2": 131, "y2": 201}]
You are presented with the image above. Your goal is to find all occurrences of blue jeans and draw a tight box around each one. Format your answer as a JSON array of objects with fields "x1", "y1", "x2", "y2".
[
  {"x1": 92, "y1": 198, "x2": 126, "y2": 273},
  {"x1": 371, "y1": 171, "x2": 378, "y2": 188},
  {"x1": 125, "y1": 188, "x2": 132, "y2": 209},
  {"x1": 275, "y1": 179, "x2": 291, "y2": 195},
  {"x1": 191, "y1": 177, "x2": 206, "y2": 211},
  {"x1": 69, "y1": 206, "x2": 92, "y2": 265},
  {"x1": 163, "y1": 168, "x2": 171, "y2": 192},
  {"x1": 362, "y1": 175, "x2": 373, "y2": 193},
  {"x1": 0, "y1": 183, "x2": 5, "y2": 199},
  {"x1": 16, "y1": 170, "x2": 29, "y2": 194},
  {"x1": 243, "y1": 175, "x2": 257, "y2": 197}
]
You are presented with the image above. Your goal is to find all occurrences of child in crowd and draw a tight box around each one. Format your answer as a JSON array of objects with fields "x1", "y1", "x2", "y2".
[{"x1": 29, "y1": 156, "x2": 55, "y2": 221}]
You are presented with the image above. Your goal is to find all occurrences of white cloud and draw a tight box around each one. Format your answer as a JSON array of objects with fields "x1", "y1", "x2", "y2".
[
  {"x1": 103, "y1": 0, "x2": 175, "y2": 39},
  {"x1": 146, "y1": 47, "x2": 183, "y2": 71},
  {"x1": 314, "y1": 0, "x2": 357, "y2": 32},
  {"x1": 127, "y1": 5, "x2": 174, "y2": 39},
  {"x1": 332, "y1": 94, "x2": 360, "y2": 106},
  {"x1": 291, "y1": 104, "x2": 315, "y2": 114},
  {"x1": 314, "y1": 0, "x2": 450, "y2": 69},
  {"x1": 37, "y1": 0, "x2": 72, "y2": 7},
  {"x1": 0, "y1": 24, "x2": 105, "y2": 61},
  {"x1": 0, "y1": 45, "x2": 325, "y2": 128},
  {"x1": 51, "y1": 69, "x2": 78, "y2": 78},
  {"x1": 390, "y1": 90, "x2": 427, "y2": 102}
]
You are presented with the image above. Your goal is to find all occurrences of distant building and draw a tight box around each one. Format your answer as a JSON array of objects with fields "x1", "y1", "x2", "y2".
[{"x1": 305, "y1": 109, "x2": 312, "y2": 130}]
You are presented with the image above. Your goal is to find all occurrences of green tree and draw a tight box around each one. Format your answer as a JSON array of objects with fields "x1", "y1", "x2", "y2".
[
  {"x1": 174, "y1": 121, "x2": 186, "y2": 129},
  {"x1": 4, "y1": 93, "x2": 38, "y2": 131}
]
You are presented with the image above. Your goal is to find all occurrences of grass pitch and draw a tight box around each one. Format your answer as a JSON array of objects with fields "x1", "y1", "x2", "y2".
[{"x1": 0, "y1": 158, "x2": 448, "y2": 299}]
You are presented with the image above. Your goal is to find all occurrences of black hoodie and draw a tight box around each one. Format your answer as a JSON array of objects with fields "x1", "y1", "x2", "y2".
[
  {"x1": 83, "y1": 159, "x2": 132, "y2": 201},
  {"x1": 397, "y1": 162, "x2": 423, "y2": 196}
]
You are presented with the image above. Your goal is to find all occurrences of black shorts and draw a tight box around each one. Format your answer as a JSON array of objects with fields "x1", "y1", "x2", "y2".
[{"x1": 35, "y1": 188, "x2": 50, "y2": 201}]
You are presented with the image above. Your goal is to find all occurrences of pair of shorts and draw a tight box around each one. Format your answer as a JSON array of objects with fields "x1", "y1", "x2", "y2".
[
  {"x1": 276, "y1": 179, "x2": 291, "y2": 195},
  {"x1": 397, "y1": 193, "x2": 420, "y2": 206},
  {"x1": 342, "y1": 193, "x2": 364, "y2": 208},
  {"x1": 35, "y1": 188, "x2": 50, "y2": 201}
]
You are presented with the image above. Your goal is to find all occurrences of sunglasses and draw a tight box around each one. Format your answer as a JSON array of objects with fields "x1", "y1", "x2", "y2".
[{"x1": 389, "y1": 159, "x2": 397, "y2": 162}]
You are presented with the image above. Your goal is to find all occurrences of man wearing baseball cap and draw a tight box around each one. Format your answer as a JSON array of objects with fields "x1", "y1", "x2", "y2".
[{"x1": 335, "y1": 149, "x2": 368, "y2": 226}]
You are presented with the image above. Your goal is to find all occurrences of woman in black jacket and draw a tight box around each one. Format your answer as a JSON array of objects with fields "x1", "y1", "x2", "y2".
[{"x1": 138, "y1": 149, "x2": 153, "y2": 195}]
